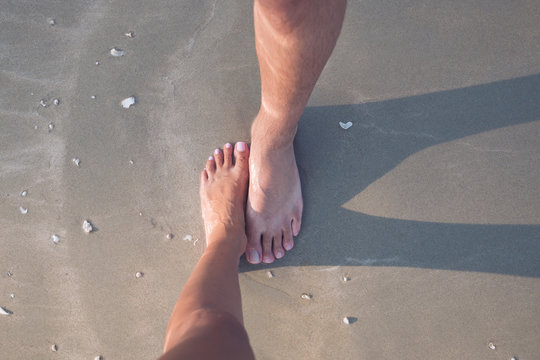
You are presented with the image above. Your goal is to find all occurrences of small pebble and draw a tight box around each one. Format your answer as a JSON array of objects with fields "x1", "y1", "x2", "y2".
[
  {"x1": 34, "y1": 125, "x2": 38, "y2": 130},
  {"x1": 48, "y1": 18, "x2": 56, "y2": 26},
  {"x1": 94, "y1": 356, "x2": 103, "y2": 360},
  {"x1": 9, "y1": 294, "x2": 14, "y2": 299},
  {"x1": 91, "y1": 95, "x2": 96, "y2": 100},
  {"x1": 110, "y1": 47, "x2": 126, "y2": 57},
  {"x1": 72, "y1": 158, "x2": 80, "y2": 166},
  {"x1": 166, "y1": 233, "x2": 173, "y2": 240},
  {"x1": 40, "y1": 99, "x2": 47, "y2": 107},
  {"x1": 511, "y1": 357, "x2": 518, "y2": 360},
  {"x1": 266, "y1": 271, "x2": 274, "y2": 278},
  {"x1": 52, "y1": 98, "x2": 60, "y2": 105},
  {"x1": 125, "y1": 31, "x2": 135, "y2": 38},
  {"x1": 0, "y1": 306, "x2": 12, "y2": 316},
  {"x1": 82, "y1": 220, "x2": 93, "y2": 233},
  {"x1": 121, "y1": 96, "x2": 136, "y2": 109},
  {"x1": 488, "y1": 342, "x2": 496, "y2": 350},
  {"x1": 138, "y1": 212, "x2": 143, "y2": 216},
  {"x1": 129, "y1": 160, "x2": 134, "y2": 165},
  {"x1": 342, "y1": 276, "x2": 350, "y2": 282},
  {"x1": 51, "y1": 234, "x2": 60, "y2": 244},
  {"x1": 135, "y1": 272, "x2": 143, "y2": 278},
  {"x1": 19, "y1": 207, "x2": 28, "y2": 215},
  {"x1": 7, "y1": 271, "x2": 12, "y2": 277},
  {"x1": 343, "y1": 317, "x2": 352, "y2": 325},
  {"x1": 21, "y1": 190, "x2": 28, "y2": 197},
  {"x1": 48, "y1": 123, "x2": 54, "y2": 131},
  {"x1": 51, "y1": 344, "x2": 58, "y2": 352},
  {"x1": 95, "y1": 60, "x2": 100, "y2": 66},
  {"x1": 301, "y1": 293, "x2": 312, "y2": 300}
]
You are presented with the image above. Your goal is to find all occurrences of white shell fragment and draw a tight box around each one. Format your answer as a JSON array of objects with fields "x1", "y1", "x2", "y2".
[
  {"x1": 94, "y1": 356, "x2": 103, "y2": 360},
  {"x1": 51, "y1": 344, "x2": 58, "y2": 352},
  {"x1": 129, "y1": 160, "x2": 134, "y2": 165},
  {"x1": 52, "y1": 234, "x2": 60, "y2": 244},
  {"x1": 125, "y1": 31, "x2": 135, "y2": 38},
  {"x1": 0, "y1": 306, "x2": 12, "y2": 315},
  {"x1": 82, "y1": 220, "x2": 93, "y2": 233},
  {"x1": 53, "y1": 98, "x2": 60, "y2": 105},
  {"x1": 19, "y1": 207, "x2": 28, "y2": 215},
  {"x1": 48, "y1": 18, "x2": 56, "y2": 26},
  {"x1": 121, "y1": 96, "x2": 136, "y2": 108},
  {"x1": 48, "y1": 123, "x2": 54, "y2": 131},
  {"x1": 110, "y1": 47, "x2": 126, "y2": 57},
  {"x1": 9, "y1": 294, "x2": 14, "y2": 299},
  {"x1": 72, "y1": 158, "x2": 80, "y2": 166},
  {"x1": 21, "y1": 190, "x2": 28, "y2": 197},
  {"x1": 135, "y1": 271, "x2": 143, "y2": 278},
  {"x1": 40, "y1": 99, "x2": 47, "y2": 107},
  {"x1": 34, "y1": 125, "x2": 38, "y2": 130},
  {"x1": 339, "y1": 121, "x2": 353, "y2": 130},
  {"x1": 343, "y1": 317, "x2": 352, "y2": 325},
  {"x1": 166, "y1": 233, "x2": 173, "y2": 240},
  {"x1": 266, "y1": 271, "x2": 274, "y2": 278},
  {"x1": 91, "y1": 95, "x2": 96, "y2": 100},
  {"x1": 342, "y1": 276, "x2": 350, "y2": 282},
  {"x1": 95, "y1": 60, "x2": 100, "y2": 65},
  {"x1": 183, "y1": 234, "x2": 193, "y2": 242},
  {"x1": 301, "y1": 293, "x2": 312, "y2": 300},
  {"x1": 488, "y1": 342, "x2": 496, "y2": 350}
]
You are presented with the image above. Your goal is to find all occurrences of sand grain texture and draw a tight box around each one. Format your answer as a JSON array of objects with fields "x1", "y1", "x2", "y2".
[{"x1": 1, "y1": 0, "x2": 540, "y2": 359}]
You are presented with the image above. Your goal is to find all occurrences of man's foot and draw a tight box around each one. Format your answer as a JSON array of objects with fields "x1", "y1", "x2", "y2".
[
  {"x1": 200, "y1": 142, "x2": 250, "y2": 258},
  {"x1": 245, "y1": 121, "x2": 303, "y2": 264}
]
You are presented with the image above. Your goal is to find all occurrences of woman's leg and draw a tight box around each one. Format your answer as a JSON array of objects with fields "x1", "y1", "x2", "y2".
[{"x1": 160, "y1": 142, "x2": 255, "y2": 360}]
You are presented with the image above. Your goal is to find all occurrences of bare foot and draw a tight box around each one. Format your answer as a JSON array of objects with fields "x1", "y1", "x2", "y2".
[
  {"x1": 200, "y1": 142, "x2": 250, "y2": 258},
  {"x1": 245, "y1": 118, "x2": 303, "y2": 264}
]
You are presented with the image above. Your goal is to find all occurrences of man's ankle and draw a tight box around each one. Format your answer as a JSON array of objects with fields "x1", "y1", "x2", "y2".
[{"x1": 251, "y1": 108, "x2": 299, "y2": 150}]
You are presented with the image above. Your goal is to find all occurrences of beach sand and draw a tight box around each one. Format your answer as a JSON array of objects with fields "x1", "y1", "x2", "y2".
[{"x1": 1, "y1": 1, "x2": 539, "y2": 359}]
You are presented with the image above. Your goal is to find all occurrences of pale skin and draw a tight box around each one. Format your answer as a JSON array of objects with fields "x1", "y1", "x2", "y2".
[
  {"x1": 161, "y1": 1, "x2": 346, "y2": 357},
  {"x1": 247, "y1": 0, "x2": 346, "y2": 264}
]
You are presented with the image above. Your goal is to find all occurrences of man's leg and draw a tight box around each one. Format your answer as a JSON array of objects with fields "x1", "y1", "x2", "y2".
[
  {"x1": 246, "y1": 0, "x2": 347, "y2": 264},
  {"x1": 160, "y1": 143, "x2": 255, "y2": 360}
]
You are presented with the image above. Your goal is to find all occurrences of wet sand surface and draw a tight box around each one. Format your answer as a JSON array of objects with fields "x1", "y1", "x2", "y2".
[{"x1": 1, "y1": 1, "x2": 539, "y2": 359}]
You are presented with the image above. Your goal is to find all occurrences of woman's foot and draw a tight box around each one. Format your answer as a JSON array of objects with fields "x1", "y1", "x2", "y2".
[{"x1": 200, "y1": 142, "x2": 250, "y2": 258}]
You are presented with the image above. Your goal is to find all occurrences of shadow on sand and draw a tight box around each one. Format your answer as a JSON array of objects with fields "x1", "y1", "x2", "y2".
[{"x1": 240, "y1": 74, "x2": 540, "y2": 278}]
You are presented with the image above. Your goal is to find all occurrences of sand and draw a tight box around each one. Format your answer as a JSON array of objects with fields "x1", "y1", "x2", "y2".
[{"x1": 1, "y1": 0, "x2": 539, "y2": 359}]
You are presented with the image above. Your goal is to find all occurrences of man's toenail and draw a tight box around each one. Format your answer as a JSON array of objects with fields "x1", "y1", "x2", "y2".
[
  {"x1": 225, "y1": 143, "x2": 232, "y2": 149},
  {"x1": 214, "y1": 149, "x2": 220, "y2": 155},
  {"x1": 249, "y1": 250, "x2": 260, "y2": 263},
  {"x1": 237, "y1": 142, "x2": 246, "y2": 152},
  {"x1": 208, "y1": 156, "x2": 214, "y2": 161},
  {"x1": 276, "y1": 250, "x2": 283, "y2": 258}
]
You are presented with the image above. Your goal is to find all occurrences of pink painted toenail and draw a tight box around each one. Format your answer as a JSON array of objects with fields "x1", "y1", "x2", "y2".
[
  {"x1": 249, "y1": 250, "x2": 260, "y2": 263},
  {"x1": 214, "y1": 149, "x2": 220, "y2": 155},
  {"x1": 225, "y1": 143, "x2": 232, "y2": 149},
  {"x1": 236, "y1": 142, "x2": 246, "y2": 152},
  {"x1": 208, "y1": 156, "x2": 214, "y2": 161},
  {"x1": 284, "y1": 242, "x2": 293, "y2": 251}
]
